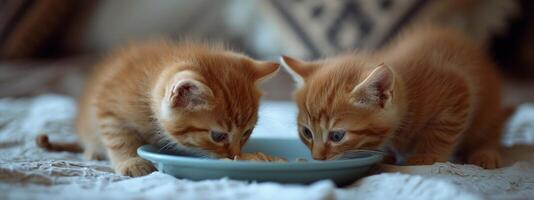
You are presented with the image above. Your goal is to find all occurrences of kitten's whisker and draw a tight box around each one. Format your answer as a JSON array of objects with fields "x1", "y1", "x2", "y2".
[{"x1": 159, "y1": 142, "x2": 172, "y2": 152}]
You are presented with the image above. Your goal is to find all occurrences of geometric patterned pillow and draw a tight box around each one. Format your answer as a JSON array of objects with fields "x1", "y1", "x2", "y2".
[
  {"x1": 265, "y1": 0, "x2": 427, "y2": 58},
  {"x1": 262, "y1": 0, "x2": 518, "y2": 59}
]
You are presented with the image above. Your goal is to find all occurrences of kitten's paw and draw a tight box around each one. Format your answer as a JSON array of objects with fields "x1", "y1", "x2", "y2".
[
  {"x1": 406, "y1": 154, "x2": 443, "y2": 165},
  {"x1": 467, "y1": 149, "x2": 501, "y2": 169},
  {"x1": 116, "y1": 157, "x2": 156, "y2": 177}
]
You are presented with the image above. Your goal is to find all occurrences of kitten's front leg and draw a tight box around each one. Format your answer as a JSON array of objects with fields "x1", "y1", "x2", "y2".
[
  {"x1": 406, "y1": 110, "x2": 468, "y2": 165},
  {"x1": 98, "y1": 115, "x2": 155, "y2": 177}
]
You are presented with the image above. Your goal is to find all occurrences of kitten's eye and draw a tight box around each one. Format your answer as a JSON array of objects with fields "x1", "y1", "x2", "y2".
[
  {"x1": 302, "y1": 127, "x2": 313, "y2": 139},
  {"x1": 211, "y1": 131, "x2": 228, "y2": 143},
  {"x1": 329, "y1": 131, "x2": 345, "y2": 142}
]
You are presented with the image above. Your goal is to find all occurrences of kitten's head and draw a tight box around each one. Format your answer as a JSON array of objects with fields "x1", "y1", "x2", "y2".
[
  {"x1": 153, "y1": 45, "x2": 279, "y2": 158},
  {"x1": 281, "y1": 56, "x2": 402, "y2": 160}
]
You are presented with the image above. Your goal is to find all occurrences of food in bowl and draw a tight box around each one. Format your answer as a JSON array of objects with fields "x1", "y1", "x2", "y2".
[{"x1": 221, "y1": 152, "x2": 288, "y2": 162}]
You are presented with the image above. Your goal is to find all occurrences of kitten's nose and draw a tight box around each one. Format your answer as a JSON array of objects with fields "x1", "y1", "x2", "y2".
[
  {"x1": 228, "y1": 146, "x2": 241, "y2": 158},
  {"x1": 312, "y1": 147, "x2": 327, "y2": 160}
]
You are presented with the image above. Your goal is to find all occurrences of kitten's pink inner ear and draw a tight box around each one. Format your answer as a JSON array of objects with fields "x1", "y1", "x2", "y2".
[
  {"x1": 253, "y1": 61, "x2": 280, "y2": 82},
  {"x1": 169, "y1": 79, "x2": 213, "y2": 110},
  {"x1": 280, "y1": 56, "x2": 316, "y2": 86},
  {"x1": 351, "y1": 64, "x2": 394, "y2": 108}
]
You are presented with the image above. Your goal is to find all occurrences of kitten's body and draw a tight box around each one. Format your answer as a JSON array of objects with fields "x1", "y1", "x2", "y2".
[
  {"x1": 282, "y1": 27, "x2": 504, "y2": 168},
  {"x1": 380, "y1": 28, "x2": 503, "y2": 166},
  {"x1": 39, "y1": 40, "x2": 279, "y2": 176}
]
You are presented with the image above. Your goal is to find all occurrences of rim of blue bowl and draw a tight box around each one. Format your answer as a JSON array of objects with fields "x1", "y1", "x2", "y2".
[{"x1": 137, "y1": 139, "x2": 384, "y2": 171}]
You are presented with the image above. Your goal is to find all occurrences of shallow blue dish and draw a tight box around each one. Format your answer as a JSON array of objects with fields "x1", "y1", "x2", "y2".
[{"x1": 138, "y1": 138, "x2": 383, "y2": 185}]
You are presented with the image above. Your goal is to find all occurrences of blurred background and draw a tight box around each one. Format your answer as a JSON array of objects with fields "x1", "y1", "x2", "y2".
[{"x1": 0, "y1": 0, "x2": 533, "y2": 105}]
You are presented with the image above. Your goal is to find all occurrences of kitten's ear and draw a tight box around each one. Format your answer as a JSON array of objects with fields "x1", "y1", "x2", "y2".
[
  {"x1": 168, "y1": 78, "x2": 214, "y2": 111},
  {"x1": 280, "y1": 55, "x2": 316, "y2": 87},
  {"x1": 350, "y1": 64, "x2": 394, "y2": 108},
  {"x1": 252, "y1": 61, "x2": 280, "y2": 83}
]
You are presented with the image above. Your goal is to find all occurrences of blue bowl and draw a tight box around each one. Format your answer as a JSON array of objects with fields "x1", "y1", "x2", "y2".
[{"x1": 138, "y1": 138, "x2": 383, "y2": 185}]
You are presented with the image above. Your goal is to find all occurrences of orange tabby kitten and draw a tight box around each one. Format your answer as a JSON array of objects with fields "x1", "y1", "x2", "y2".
[
  {"x1": 38, "y1": 39, "x2": 279, "y2": 176},
  {"x1": 281, "y1": 27, "x2": 504, "y2": 169}
]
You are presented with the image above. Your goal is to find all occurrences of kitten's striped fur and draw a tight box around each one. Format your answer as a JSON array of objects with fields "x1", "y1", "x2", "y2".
[
  {"x1": 282, "y1": 27, "x2": 504, "y2": 169},
  {"x1": 38, "y1": 39, "x2": 279, "y2": 176}
]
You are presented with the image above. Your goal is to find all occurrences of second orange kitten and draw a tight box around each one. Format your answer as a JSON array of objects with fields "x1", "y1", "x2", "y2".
[{"x1": 282, "y1": 27, "x2": 505, "y2": 169}]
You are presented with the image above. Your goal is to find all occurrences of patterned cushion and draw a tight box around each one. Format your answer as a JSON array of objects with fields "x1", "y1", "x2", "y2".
[
  {"x1": 266, "y1": 0, "x2": 427, "y2": 58},
  {"x1": 262, "y1": 0, "x2": 518, "y2": 59}
]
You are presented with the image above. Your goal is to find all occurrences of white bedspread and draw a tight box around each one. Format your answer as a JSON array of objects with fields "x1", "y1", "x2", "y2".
[{"x1": 1, "y1": 95, "x2": 533, "y2": 200}]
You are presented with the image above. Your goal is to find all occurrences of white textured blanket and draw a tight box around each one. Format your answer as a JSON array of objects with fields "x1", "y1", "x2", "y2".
[{"x1": 1, "y1": 95, "x2": 533, "y2": 200}]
